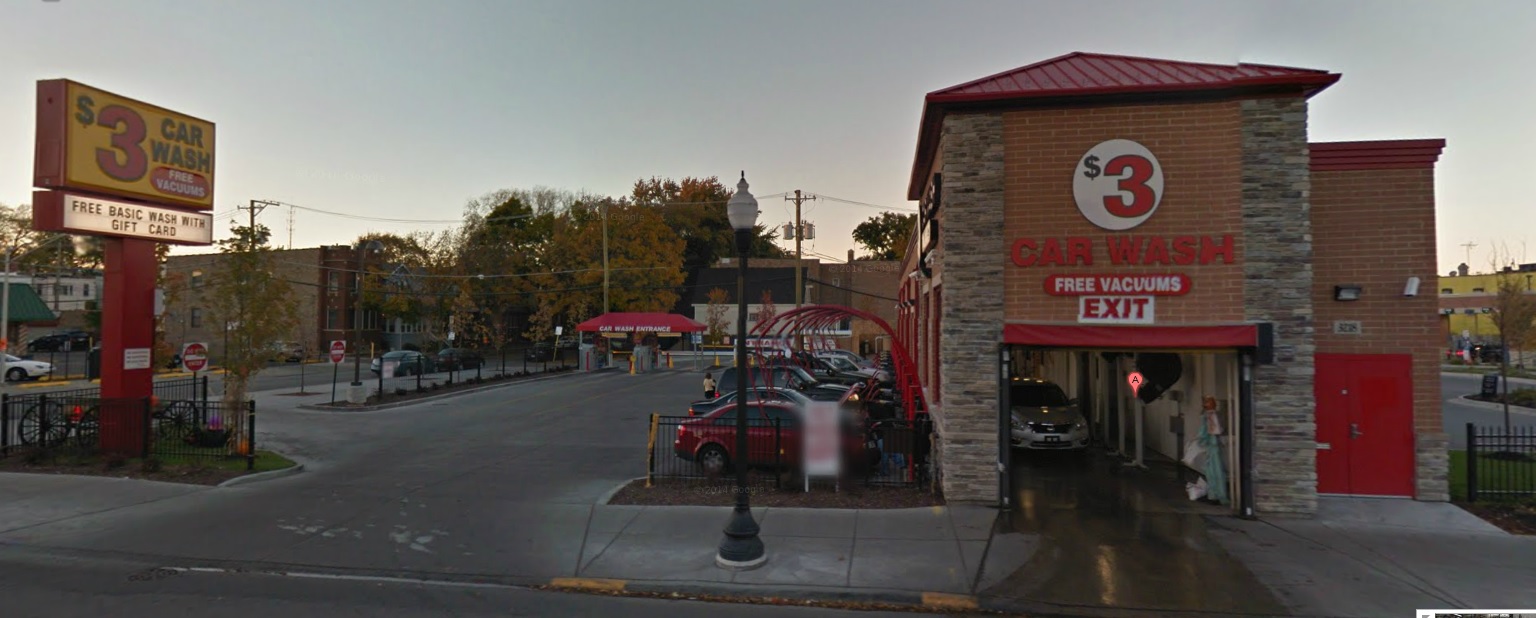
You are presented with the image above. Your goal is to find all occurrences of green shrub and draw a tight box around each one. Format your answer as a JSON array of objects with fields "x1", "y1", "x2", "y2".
[{"x1": 1509, "y1": 388, "x2": 1536, "y2": 407}]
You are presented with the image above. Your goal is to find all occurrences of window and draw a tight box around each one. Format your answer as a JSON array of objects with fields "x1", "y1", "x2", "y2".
[
  {"x1": 1472, "y1": 287, "x2": 1485, "y2": 293},
  {"x1": 328, "y1": 272, "x2": 340, "y2": 293},
  {"x1": 190, "y1": 308, "x2": 203, "y2": 328},
  {"x1": 83, "y1": 283, "x2": 92, "y2": 297},
  {"x1": 326, "y1": 309, "x2": 339, "y2": 330},
  {"x1": 191, "y1": 272, "x2": 204, "y2": 288},
  {"x1": 1441, "y1": 288, "x2": 1453, "y2": 294}
]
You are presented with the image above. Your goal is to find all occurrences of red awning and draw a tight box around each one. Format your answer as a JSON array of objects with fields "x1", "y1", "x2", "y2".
[
  {"x1": 1003, "y1": 323, "x2": 1258, "y2": 349},
  {"x1": 575, "y1": 312, "x2": 706, "y2": 333}
]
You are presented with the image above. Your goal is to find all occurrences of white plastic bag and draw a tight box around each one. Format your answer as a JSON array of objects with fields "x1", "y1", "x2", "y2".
[
  {"x1": 1186, "y1": 477, "x2": 1208, "y2": 501},
  {"x1": 1182, "y1": 439, "x2": 1206, "y2": 468}
]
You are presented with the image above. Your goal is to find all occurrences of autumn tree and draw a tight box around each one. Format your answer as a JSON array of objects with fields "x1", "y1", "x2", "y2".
[
  {"x1": 208, "y1": 221, "x2": 296, "y2": 445},
  {"x1": 1487, "y1": 245, "x2": 1536, "y2": 431},
  {"x1": 704, "y1": 287, "x2": 730, "y2": 344},
  {"x1": 852, "y1": 212, "x2": 917, "y2": 261}
]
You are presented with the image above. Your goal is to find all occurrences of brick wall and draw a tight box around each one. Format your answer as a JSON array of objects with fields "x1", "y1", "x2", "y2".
[
  {"x1": 1312, "y1": 166, "x2": 1447, "y2": 501},
  {"x1": 166, "y1": 248, "x2": 324, "y2": 361},
  {"x1": 935, "y1": 111, "x2": 1006, "y2": 503},
  {"x1": 1240, "y1": 97, "x2": 1318, "y2": 515},
  {"x1": 1002, "y1": 102, "x2": 1246, "y2": 322}
]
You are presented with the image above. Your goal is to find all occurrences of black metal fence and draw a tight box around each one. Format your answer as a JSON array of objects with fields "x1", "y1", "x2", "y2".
[
  {"x1": 2, "y1": 375, "x2": 208, "y2": 407},
  {"x1": 647, "y1": 414, "x2": 932, "y2": 489},
  {"x1": 1466, "y1": 422, "x2": 1536, "y2": 502},
  {"x1": 1, "y1": 392, "x2": 254, "y2": 469}
]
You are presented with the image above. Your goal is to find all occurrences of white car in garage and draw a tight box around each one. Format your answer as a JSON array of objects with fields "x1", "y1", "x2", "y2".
[
  {"x1": 4, "y1": 354, "x2": 54, "y2": 382},
  {"x1": 1008, "y1": 378, "x2": 1090, "y2": 450}
]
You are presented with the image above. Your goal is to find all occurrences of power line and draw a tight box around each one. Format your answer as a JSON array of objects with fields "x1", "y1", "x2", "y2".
[{"x1": 814, "y1": 194, "x2": 918, "y2": 213}]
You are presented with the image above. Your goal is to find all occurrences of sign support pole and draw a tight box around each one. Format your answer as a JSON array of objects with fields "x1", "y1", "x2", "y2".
[{"x1": 100, "y1": 237, "x2": 157, "y2": 456}]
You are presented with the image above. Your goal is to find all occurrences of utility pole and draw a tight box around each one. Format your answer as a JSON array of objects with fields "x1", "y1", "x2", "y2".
[
  {"x1": 785, "y1": 190, "x2": 816, "y2": 352},
  {"x1": 602, "y1": 201, "x2": 610, "y2": 315},
  {"x1": 287, "y1": 204, "x2": 296, "y2": 249}
]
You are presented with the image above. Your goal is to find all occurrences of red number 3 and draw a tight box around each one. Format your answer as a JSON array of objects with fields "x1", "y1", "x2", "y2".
[
  {"x1": 1102, "y1": 155, "x2": 1156, "y2": 218},
  {"x1": 94, "y1": 105, "x2": 149, "y2": 182}
]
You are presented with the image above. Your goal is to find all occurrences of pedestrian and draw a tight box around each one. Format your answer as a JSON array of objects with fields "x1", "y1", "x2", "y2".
[{"x1": 703, "y1": 372, "x2": 717, "y2": 399}]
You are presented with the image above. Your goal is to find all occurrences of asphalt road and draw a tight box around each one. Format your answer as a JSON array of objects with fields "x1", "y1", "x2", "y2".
[
  {"x1": 1441, "y1": 372, "x2": 1536, "y2": 448},
  {"x1": 1, "y1": 368, "x2": 935, "y2": 617},
  {"x1": 0, "y1": 545, "x2": 914, "y2": 618}
]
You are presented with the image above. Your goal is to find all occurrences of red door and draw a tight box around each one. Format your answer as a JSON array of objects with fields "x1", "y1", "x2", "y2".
[{"x1": 1315, "y1": 354, "x2": 1415, "y2": 496}]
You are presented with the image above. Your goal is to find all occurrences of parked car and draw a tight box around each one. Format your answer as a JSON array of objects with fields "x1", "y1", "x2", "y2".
[
  {"x1": 3, "y1": 354, "x2": 53, "y2": 381},
  {"x1": 555, "y1": 335, "x2": 579, "y2": 350},
  {"x1": 370, "y1": 350, "x2": 435, "y2": 376},
  {"x1": 437, "y1": 347, "x2": 483, "y2": 371},
  {"x1": 673, "y1": 401, "x2": 867, "y2": 475},
  {"x1": 525, "y1": 342, "x2": 555, "y2": 363},
  {"x1": 818, "y1": 349, "x2": 875, "y2": 369},
  {"x1": 1470, "y1": 344, "x2": 1504, "y2": 363},
  {"x1": 718, "y1": 366, "x2": 848, "y2": 401},
  {"x1": 688, "y1": 386, "x2": 812, "y2": 416},
  {"x1": 1008, "y1": 378, "x2": 1089, "y2": 451},
  {"x1": 813, "y1": 353, "x2": 878, "y2": 377},
  {"x1": 26, "y1": 331, "x2": 92, "y2": 352},
  {"x1": 268, "y1": 341, "x2": 305, "y2": 363}
]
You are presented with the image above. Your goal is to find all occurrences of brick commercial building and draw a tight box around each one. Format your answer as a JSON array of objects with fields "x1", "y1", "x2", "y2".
[
  {"x1": 897, "y1": 52, "x2": 1446, "y2": 516},
  {"x1": 688, "y1": 255, "x2": 900, "y2": 355}
]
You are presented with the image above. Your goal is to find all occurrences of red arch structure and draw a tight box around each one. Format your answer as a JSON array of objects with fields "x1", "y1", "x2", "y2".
[{"x1": 747, "y1": 304, "x2": 927, "y2": 420}]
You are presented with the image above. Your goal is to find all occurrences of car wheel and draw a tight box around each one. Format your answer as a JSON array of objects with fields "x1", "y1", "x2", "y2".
[
  {"x1": 6, "y1": 368, "x2": 25, "y2": 382},
  {"x1": 697, "y1": 444, "x2": 730, "y2": 476}
]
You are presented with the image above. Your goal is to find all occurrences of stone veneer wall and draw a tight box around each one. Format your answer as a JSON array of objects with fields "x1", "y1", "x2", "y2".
[
  {"x1": 1240, "y1": 97, "x2": 1318, "y2": 515},
  {"x1": 935, "y1": 112, "x2": 1006, "y2": 503}
]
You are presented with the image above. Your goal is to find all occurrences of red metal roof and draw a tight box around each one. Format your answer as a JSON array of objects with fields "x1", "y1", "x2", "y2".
[
  {"x1": 928, "y1": 52, "x2": 1339, "y2": 103},
  {"x1": 908, "y1": 52, "x2": 1342, "y2": 199},
  {"x1": 575, "y1": 312, "x2": 706, "y2": 333},
  {"x1": 1310, "y1": 139, "x2": 1446, "y2": 172}
]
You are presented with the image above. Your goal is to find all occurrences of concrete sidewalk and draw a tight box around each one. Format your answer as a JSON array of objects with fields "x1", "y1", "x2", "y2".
[
  {"x1": 1211, "y1": 497, "x2": 1536, "y2": 617},
  {"x1": 556, "y1": 503, "x2": 1032, "y2": 610}
]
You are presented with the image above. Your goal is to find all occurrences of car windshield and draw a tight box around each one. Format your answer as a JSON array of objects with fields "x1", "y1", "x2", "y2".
[{"x1": 1011, "y1": 382, "x2": 1071, "y2": 407}]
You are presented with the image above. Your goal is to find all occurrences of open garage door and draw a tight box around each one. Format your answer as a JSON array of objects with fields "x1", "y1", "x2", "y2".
[
  {"x1": 1003, "y1": 344, "x2": 1251, "y2": 516},
  {"x1": 1002, "y1": 322, "x2": 1272, "y2": 516}
]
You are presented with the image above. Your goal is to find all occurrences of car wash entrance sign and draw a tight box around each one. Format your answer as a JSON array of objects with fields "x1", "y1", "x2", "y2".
[{"x1": 31, "y1": 79, "x2": 217, "y2": 458}]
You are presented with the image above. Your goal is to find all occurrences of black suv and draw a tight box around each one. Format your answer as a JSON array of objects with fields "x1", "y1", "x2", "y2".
[
  {"x1": 27, "y1": 331, "x2": 92, "y2": 352},
  {"x1": 437, "y1": 347, "x2": 484, "y2": 371}
]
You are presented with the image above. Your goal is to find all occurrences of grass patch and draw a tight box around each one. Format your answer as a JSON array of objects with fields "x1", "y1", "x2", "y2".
[
  {"x1": 155, "y1": 450, "x2": 295, "y2": 472},
  {"x1": 1442, "y1": 365, "x2": 1536, "y2": 379},
  {"x1": 1450, "y1": 449, "x2": 1536, "y2": 500}
]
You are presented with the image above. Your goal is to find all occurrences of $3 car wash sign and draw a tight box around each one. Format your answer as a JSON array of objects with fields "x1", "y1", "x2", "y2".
[
  {"x1": 1009, "y1": 139, "x2": 1241, "y2": 325},
  {"x1": 31, "y1": 80, "x2": 216, "y2": 246}
]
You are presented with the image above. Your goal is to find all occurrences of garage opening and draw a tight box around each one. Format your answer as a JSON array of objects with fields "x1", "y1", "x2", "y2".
[{"x1": 1002, "y1": 345, "x2": 1247, "y2": 515}]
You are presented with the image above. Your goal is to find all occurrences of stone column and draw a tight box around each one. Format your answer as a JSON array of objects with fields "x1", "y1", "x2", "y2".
[
  {"x1": 1240, "y1": 97, "x2": 1318, "y2": 516},
  {"x1": 936, "y1": 112, "x2": 1006, "y2": 503}
]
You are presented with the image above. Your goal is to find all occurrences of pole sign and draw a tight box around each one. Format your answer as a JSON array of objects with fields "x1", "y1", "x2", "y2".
[
  {"x1": 803, "y1": 401, "x2": 842, "y2": 483},
  {"x1": 33, "y1": 80, "x2": 215, "y2": 211},
  {"x1": 31, "y1": 191, "x2": 213, "y2": 245},
  {"x1": 328, "y1": 340, "x2": 347, "y2": 364},
  {"x1": 181, "y1": 342, "x2": 209, "y2": 372}
]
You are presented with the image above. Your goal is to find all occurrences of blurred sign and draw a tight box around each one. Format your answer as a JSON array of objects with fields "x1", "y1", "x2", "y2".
[
  {"x1": 123, "y1": 347, "x2": 151, "y2": 370},
  {"x1": 803, "y1": 401, "x2": 841, "y2": 484},
  {"x1": 382, "y1": 359, "x2": 400, "y2": 378},
  {"x1": 554, "y1": 326, "x2": 563, "y2": 336}
]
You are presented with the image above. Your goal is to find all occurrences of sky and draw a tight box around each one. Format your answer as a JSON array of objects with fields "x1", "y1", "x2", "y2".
[{"x1": 1, "y1": 0, "x2": 1531, "y2": 275}]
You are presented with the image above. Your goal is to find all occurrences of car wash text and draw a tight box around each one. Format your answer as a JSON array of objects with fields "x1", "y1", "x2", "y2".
[{"x1": 1010, "y1": 234, "x2": 1237, "y2": 267}]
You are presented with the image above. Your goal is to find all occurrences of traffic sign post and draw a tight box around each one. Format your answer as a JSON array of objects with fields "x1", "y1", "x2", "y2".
[
  {"x1": 329, "y1": 340, "x2": 346, "y2": 405},
  {"x1": 181, "y1": 342, "x2": 209, "y2": 378}
]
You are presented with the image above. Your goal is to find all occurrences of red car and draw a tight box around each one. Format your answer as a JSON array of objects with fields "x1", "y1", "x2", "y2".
[{"x1": 674, "y1": 401, "x2": 867, "y2": 475}]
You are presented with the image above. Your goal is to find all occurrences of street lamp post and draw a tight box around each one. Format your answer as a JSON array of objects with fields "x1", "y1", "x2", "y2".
[
  {"x1": 717, "y1": 171, "x2": 766, "y2": 570},
  {"x1": 349, "y1": 240, "x2": 383, "y2": 403}
]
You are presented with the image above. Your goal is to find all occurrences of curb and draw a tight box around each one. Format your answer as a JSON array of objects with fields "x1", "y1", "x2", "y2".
[
  {"x1": 596, "y1": 477, "x2": 644, "y2": 505},
  {"x1": 217, "y1": 462, "x2": 306, "y2": 488},
  {"x1": 544, "y1": 578, "x2": 982, "y2": 613},
  {"x1": 1455, "y1": 394, "x2": 1536, "y2": 416},
  {"x1": 296, "y1": 369, "x2": 609, "y2": 412}
]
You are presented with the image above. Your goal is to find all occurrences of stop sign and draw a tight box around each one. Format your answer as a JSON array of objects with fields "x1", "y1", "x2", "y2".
[
  {"x1": 329, "y1": 340, "x2": 347, "y2": 364},
  {"x1": 181, "y1": 342, "x2": 209, "y2": 372}
]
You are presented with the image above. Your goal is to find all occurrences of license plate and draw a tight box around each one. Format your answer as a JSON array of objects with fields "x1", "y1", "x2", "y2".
[{"x1": 1044, "y1": 436, "x2": 1059, "y2": 442}]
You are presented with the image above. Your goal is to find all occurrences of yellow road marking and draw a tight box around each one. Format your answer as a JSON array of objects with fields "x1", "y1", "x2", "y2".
[
  {"x1": 549, "y1": 577, "x2": 626, "y2": 592},
  {"x1": 921, "y1": 592, "x2": 978, "y2": 610}
]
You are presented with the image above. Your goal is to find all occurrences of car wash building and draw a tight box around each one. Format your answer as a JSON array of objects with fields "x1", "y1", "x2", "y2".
[{"x1": 896, "y1": 52, "x2": 1447, "y2": 517}]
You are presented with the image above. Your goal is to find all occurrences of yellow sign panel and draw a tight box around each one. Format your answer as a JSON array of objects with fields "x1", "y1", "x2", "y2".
[{"x1": 35, "y1": 80, "x2": 215, "y2": 210}]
